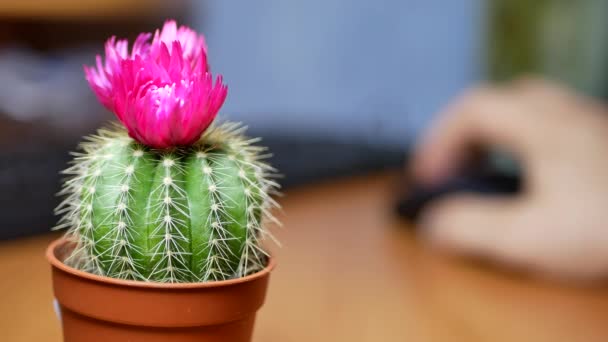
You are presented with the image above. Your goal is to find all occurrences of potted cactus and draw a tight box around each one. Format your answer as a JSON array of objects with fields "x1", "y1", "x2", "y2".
[{"x1": 46, "y1": 20, "x2": 280, "y2": 342}]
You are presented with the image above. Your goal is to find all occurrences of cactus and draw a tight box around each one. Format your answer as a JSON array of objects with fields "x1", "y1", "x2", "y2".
[
  {"x1": 55, "y1": 122, "x2": 280, "y2": 282},
  {"x1": 55, "y1": 20, "x2": 280, "y2": 283}
]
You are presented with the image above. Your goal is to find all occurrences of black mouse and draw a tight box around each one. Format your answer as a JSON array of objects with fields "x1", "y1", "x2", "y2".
[{"x1": 396, "y1": 151, "x2": 522, "y2": 224}]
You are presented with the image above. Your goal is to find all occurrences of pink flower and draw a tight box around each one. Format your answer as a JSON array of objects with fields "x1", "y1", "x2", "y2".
[{"x1": 84, "y1": 20, "x2": 227, "y2": 148}]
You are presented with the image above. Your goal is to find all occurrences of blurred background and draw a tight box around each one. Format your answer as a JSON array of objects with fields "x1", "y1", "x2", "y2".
[{"x1": 1, "y1": 0, "x2": 608, "y2": 239}]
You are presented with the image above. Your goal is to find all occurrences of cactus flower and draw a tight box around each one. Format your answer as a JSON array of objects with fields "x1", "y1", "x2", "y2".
[{"x1": 84, "y1": 20, "x2": 227, "y2": 149}]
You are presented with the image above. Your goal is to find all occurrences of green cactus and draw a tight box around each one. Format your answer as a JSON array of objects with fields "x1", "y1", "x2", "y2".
[{"x1": 55, "y1": 122, "x2": 279, "y2": 283}]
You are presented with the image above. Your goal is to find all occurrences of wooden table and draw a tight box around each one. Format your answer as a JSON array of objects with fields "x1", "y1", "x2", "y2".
[{"x1": 2, "y1": 170, "x2": 608, "y2": 341}]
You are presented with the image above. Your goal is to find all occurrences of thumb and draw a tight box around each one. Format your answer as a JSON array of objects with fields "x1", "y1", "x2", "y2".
[{"x1": 419, "y1": 194, "x2": 533, "y2": 265}]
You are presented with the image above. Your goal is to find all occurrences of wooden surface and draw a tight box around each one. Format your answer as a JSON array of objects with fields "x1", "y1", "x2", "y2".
[{"x1": 2, "y1": 170, "x2": 608, "y2": 341}]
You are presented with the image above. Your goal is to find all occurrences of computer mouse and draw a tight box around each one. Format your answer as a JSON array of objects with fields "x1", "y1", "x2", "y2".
[{"x1": 396, "y1": 151, "x2": 522, "y2": 224}]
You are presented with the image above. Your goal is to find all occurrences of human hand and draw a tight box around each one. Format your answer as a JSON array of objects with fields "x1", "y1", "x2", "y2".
[{"x1": 412, "y1": 78, "x2": 608, "y2": 280}]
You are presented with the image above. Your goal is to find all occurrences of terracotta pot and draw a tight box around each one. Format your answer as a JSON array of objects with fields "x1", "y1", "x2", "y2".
[{"x1": 46, "y1": 238, "x2": 275, "y2": 342}]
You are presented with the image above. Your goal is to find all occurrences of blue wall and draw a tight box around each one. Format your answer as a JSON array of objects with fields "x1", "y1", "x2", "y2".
[{"x1": 193, "y1": 0, "x2": 483, "y2": 147}]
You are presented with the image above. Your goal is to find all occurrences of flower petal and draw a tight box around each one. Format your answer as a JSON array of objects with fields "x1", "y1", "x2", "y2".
[{"x1": 84, "y1": 20, "x2": 225, "y2": 149}]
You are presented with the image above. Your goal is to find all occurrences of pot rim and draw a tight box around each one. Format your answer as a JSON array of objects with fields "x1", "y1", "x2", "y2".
[{"x1": 46, "y1": 237, "x2": 276, "y2": 289}]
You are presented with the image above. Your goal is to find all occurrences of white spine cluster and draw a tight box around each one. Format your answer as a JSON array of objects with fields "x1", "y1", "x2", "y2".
[
  {"x1": 198, "y1": 150, "x2": 236, "y2": 281},
  {"x1": 148, "y1": 156, "x2": 192, "y2": 282},
  {"x1": 104, "y1": 156, "x2": 140, "y2": 280},
  {"x1": 55, "y1": 127, "x2": 128, "y2": 275},
  {"x1": 202, "y1": 122, "x2": 281, "y2": 277}
]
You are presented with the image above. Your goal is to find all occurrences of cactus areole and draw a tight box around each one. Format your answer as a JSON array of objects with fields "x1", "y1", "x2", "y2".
[{"x1": 55, "y1": 20, "x2": 279, "y2": 284}]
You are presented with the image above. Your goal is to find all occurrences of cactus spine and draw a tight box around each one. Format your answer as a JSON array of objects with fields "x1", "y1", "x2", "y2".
[{"x1": 56, "y1": 122, "x2": 279, "y2": 283}]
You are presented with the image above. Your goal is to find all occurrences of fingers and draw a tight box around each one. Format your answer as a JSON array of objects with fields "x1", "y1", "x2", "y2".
[
  {"x1": 511, "y1": 76, "x2": 590, "y2": 107},
  {"x1": 412, "y1": 86, "x2": 539, "y2": 185},
  {"x1": 419, "y1": 193, "x2": 534, "y2": 266},
  {"x1": 419, "y1": 192, "x2": 608, "y2": 279}
]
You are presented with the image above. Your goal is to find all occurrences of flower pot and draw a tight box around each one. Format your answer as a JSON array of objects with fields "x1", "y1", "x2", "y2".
[{"x1": 46, "y1": 238, "x2": 275, "y2": 342}]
